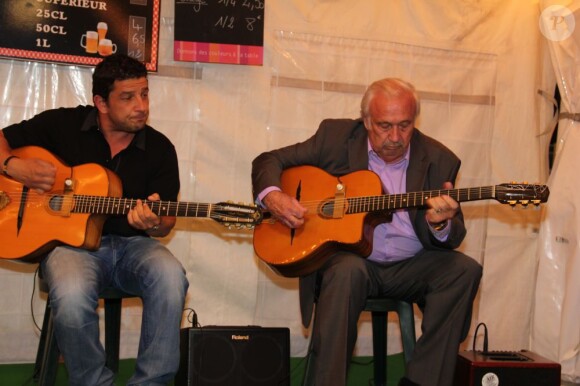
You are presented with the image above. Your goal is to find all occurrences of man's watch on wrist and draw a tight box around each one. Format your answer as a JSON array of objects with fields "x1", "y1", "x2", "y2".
[
  {"x1": 2, "y1": 155, "x2": 18, "y2": 177},
  {"x1": 429, "y1": 219, "x2": 448, "y2": 232}
]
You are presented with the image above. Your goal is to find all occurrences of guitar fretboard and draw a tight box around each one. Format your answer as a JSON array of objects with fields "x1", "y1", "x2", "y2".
[
  {"x1": 345, "y1": 186, "x2": 496, "y2": 214},
  {"x1": 70, "y1": 196, "x2": 212, "y2": 218}
]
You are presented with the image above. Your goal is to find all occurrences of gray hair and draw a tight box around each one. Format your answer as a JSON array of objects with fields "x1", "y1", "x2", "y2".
[{"x1": 360, "y1": 78, "x2": 421, "y2": 118}]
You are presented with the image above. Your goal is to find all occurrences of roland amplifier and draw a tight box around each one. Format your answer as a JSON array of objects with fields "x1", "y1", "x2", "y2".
[
  {"x1": 175, "y1": 326, "x2": 290, "y2": 386},
  {"x1": 453, "y1": 350, "x2": 561, "y2": 386}
]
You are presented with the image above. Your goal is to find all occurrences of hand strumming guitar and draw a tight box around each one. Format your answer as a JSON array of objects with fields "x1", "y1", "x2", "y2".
[
  {"x1": 1, "y1": 153, "x2": 56, "y2": 194},
  {"x1": 263, "y1": 190, "x2": 307, "y2": 229}
]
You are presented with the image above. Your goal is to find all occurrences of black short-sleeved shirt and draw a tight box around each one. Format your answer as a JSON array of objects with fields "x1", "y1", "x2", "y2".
[{"x1": 2, "y1": 105, "x2": 180, "y2": 237}]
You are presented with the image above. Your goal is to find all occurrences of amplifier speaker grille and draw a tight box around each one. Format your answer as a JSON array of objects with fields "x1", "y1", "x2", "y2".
[{"x1": 175, "y1": 326, "x2": 290, "y2": 386}]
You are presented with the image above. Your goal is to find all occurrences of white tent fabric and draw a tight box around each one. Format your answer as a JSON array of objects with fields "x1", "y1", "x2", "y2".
[
  {"x1": 0, "y1": 0, "x2": 562, "y2": 373},
  {"x1": 255, "y1": 30, "x2": 498, "y2": 355},
  {"x1": 534, "y1": 1, "x2": 580, "y2": 382}
]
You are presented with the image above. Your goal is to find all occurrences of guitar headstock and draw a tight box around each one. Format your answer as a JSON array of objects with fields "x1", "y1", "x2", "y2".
[
  {"x1": 495, "y1": 183, "x2": 550, "y2": 207},
  {"x1": 212, "y1": 202, "x2": 263, "y2": 229}
]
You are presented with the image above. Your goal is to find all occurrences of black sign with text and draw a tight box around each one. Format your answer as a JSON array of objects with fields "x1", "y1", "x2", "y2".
[
  {"x1": 0, "y1": 0, "x2": 160, "y2": 71},
  {"x1": 174, "y1": 0, "x2": 264, "y2": 65}
]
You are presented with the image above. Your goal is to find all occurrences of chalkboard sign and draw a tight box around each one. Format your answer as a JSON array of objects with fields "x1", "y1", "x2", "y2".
[
  {"x1": 0, "y1": 0, "x2": 160, "y2": 71},
  {"x1": 174, "y1": 0, "x2": 264, "y2": 66}
]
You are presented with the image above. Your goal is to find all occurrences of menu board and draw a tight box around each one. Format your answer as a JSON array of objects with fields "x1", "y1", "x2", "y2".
[
  {"x1": 174, "y1": 0, "x2": 264, "y2": 66},
  {"x1": 0, "y1": 0, "x2": 160, "y2": 71}
]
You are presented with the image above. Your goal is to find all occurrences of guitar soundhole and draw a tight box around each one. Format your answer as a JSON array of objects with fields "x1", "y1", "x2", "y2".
[
  {"x1": 319, "y1": 200, "x2": 335, "y2": 218},
  {"x1": 48, "y1": 195, "x2": 65, "y2": 211}
]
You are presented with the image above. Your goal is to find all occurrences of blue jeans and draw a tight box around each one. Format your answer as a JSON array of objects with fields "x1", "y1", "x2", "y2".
[{"x1": 41, "y1": 235, "x2": 189, "y2": 386}]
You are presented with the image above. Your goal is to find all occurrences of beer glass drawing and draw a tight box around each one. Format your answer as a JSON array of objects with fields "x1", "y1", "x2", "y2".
[
  {"x1": 97, "y1": 22, "x2": 108, "y2": 41},
  {"x1": 98, "y1": 39, "x2": 117, "y2": 56},
  {"x1": 80, "y1": 31, "x2": 98, "y2": 53}
]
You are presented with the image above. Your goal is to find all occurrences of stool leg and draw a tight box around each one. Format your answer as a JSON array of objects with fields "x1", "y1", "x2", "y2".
[
  {"x1": 33, "y1": 301, "x2": 51, "y2": 382},
  {"x1": 371, "y1": 311, "x2": 388, "y2": 386},
  {"x1": 104, "y1": 298, "x2": 123, "y2": 373},
  {"x1": 37, "y1": 301, "x2": 60, "y2": 386},
  {"x1": 397, "y1": 301, "x2": 416, "y2": 364},
  {"x1": 301, "y1": 332, "x2": 316, "y2": 386}
]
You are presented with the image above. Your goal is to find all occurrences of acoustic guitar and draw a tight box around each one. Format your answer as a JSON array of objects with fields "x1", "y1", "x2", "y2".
[
  {"x1": 0, "y1": 146, "x2": 262, "y2": 263},
  {"x1": 253, "y1": 165, "x2": 550, "y2": 278}
]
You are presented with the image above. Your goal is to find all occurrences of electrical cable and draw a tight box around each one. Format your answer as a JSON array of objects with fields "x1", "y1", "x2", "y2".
[{"x1": 473, "y1": 322, "x2": 489, "y2": 353}]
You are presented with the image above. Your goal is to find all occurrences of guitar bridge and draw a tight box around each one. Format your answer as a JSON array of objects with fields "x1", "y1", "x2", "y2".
[
  {"x1": 318, "y1": 182, "x2": 348, "y2": 219},
  {"x1": 48, "y1": 178, "x2": 75, "y2": 217},
  {"x1": 333, "y1": 182, "x2": 346, "y2": 218}
]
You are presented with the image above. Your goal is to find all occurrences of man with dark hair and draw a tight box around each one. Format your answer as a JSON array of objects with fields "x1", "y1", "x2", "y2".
[
  {"x1": 0, "y1": 54, "x2": 189, "y2": 385},
  {"x1": 252, "y1": 78, "x2": 482, "y2": 386},
  {"x1": 92, "y1": 53, "x2": 149, "y2": 102}
]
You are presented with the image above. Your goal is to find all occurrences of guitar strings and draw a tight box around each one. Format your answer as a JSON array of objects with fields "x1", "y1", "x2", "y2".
[
  {"x1": 1, "y1": 185, "x2": 542, "y2": 217},
  {"x1": 0, "y1": 186, "x2": 502, "y2": 210},
  {"x1": 0, "y1": 193, "x2": 252, "y2": 213},
  {"x1": 0, "y1": 192, "x2": 259, "y2": 226},
  {"x1": 260, "y1": 186, "x2": 503, "y2": 214}
]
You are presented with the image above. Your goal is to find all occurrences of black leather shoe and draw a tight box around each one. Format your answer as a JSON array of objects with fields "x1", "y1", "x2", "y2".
[{"x1": 398, "y1": 377, "x2": 420, "y2": 386}]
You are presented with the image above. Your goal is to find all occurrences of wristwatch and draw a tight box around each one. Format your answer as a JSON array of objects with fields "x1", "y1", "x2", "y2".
[
  {"x1": 2, "y1": 155, "x2": 18, "y2": 177},
  {"x1": 430, "y1": 220, "x2": 448, "y2": 232}
]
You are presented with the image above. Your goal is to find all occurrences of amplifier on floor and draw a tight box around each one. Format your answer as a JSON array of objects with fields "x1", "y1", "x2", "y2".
[
  {"x1": 453, "y1": 350, "x2": 561, "y2": 386},
  {"x1": 175, "y1": 325, "x2": 290, "y2": 386}
]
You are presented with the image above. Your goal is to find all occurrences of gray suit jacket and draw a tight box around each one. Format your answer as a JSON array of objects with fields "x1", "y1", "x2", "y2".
[{"x1": 251, "y1": 118, "x2": 467, "y2": 326}]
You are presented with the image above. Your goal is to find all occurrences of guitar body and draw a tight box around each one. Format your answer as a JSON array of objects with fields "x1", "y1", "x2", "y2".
[
  {"x1": 253, "y1": 166, "x2": 550, "y2": 278},
  {"x1": 0, "y1": 146, "x2": 121, "y2": 262},
  {"x1": 253, "y1": 166, "x2": 388, "y2": 277}
]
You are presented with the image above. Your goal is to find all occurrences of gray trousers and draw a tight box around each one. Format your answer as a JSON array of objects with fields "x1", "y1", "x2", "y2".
[{"x1": 303, "y1": 249, "x2": 482, "y2": 386}]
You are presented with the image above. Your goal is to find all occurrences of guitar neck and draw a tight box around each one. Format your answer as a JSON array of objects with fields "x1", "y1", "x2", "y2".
[
  {"x1": 347, "y1": 186, "x2": 496, "y2": 214},
  {"x1": 72, "y1": 196, "x2": 212, "y2": 218}
]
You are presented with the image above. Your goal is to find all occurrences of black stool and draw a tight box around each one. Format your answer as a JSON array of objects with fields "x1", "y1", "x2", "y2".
[
  {"x1": 364, "y1": 298, "x2": 416, "y2": 386},
  {"x1": 33, "y1": 277, "x2": 136, "y2": 386},
  {"x1": 302, "y1": 297, "x2": 416, "y2": 386}
]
